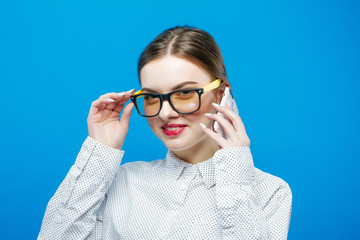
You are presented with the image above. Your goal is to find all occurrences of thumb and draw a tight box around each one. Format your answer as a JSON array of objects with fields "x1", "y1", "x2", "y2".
[{"x1": 119, "y1": 102, "x2": 135, "y2": 127}]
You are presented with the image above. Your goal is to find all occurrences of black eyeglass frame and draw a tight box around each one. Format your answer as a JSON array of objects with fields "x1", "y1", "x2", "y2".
[{"x1": 130, "y1": 88, "x2": 205, "y2": 117}]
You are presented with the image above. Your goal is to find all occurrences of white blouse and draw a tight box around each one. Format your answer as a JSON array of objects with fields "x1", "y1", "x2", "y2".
[{"x1": 38, "y1": 136, "x2": 292, "y2": 239}]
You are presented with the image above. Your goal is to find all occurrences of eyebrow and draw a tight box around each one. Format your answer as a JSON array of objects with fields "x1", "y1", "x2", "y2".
[{"x1": 141, "y1": 81, "x2": 199, "y2": 93}]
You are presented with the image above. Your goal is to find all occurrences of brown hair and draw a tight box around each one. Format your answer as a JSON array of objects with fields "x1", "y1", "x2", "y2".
[{"x1": 138, "y1": 26, "x2": 228, "y2": 85}]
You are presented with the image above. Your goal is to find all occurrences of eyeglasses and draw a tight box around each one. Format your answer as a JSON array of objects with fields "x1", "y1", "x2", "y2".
[{"x1": 130, "y1": 79, "x2": 223, "y2": 117}]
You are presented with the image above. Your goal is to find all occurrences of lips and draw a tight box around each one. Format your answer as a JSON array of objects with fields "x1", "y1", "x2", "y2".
[{"x1": 161, "y1": 124, "x2": 187, "y2": 136}]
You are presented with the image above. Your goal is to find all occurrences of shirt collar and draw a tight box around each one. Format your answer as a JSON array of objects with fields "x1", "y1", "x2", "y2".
[
  {"x1": 196, "y1": 158, "x2": 216, "y2": 189},
  {"x1": 165, "y1": 151, "x2": 190, "y2": 181},
  {"x1": 165, "y1": 150, "x2": 216, "y2": 189}
]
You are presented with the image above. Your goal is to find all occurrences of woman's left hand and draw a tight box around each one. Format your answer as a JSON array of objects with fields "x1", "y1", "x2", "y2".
[{"x1": 200, "y1": 103, "x2": 250, "y2": 148}]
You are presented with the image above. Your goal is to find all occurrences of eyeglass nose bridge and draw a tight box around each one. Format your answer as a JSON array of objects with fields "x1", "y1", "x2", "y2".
[
  {"x1": 157, "y1": 92, "x2": 178, "y2": 114},
  {"x1": 158, "y1": 92, "x2": 172, "y2": 102}
]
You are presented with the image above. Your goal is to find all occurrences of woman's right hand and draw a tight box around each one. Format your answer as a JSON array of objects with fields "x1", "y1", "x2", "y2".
[{"x1": 87, "y1": 90, "x2": 135, "y2": 150}]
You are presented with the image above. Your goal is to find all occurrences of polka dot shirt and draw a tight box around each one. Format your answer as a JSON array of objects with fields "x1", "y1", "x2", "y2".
[{"x1": 38, "y1": 136, "x2": 292, "y2": 239}]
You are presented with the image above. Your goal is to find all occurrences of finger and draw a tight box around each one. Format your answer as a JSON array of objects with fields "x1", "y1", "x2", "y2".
[
  {"x1": 89, "y1": 98, "x2": 118, "y2": 115},
  {"x1": 212, "y1": 103, "x2": 245, "y2": 133},
  {"x1": 112, "y1": 94, "x2": 132, "y2": 113},
  {"x1": 88, "y1": 98, "x2": 111, "y2": 116},
  {"x1": 213, "y1": 103, "x2": 250, "y2": 147},
  {"x1": 98, "y1": 89, "x2": 135, "y2": 101},
  {"x1": 92, "y1": 90, "x2": 135, "y2": 113},
  {"x1": 199, "y1": 123, "x2": 228, "y2": 148},
  {"x1": 223, "y1": 103, "x2": 248, "y2": 137},
  {"x1": 119, "y1": 102, "x2": 135, "y2": 128},
  {"x1": 101, "y1": 91, "x2": 134, "y2": 111},
  {"x1": 204, "y1": 113, "x2": 238, "y2": 140}
]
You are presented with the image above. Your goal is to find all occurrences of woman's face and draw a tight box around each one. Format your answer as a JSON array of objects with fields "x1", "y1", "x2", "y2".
[{"x1": 140, "y1": 55, "x2": 220, "y2": 152}]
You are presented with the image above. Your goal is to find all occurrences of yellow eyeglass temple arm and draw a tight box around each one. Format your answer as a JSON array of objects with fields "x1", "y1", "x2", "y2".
[
  {"x1": 133, "y1": 89, "x2": 143, "y2": 95},
  {"x1": 203, "y1": 79, "x2": 222, "y2": 92},
  {"x1": 132, "y1": 79, "x2": 222, "y2": 95}
]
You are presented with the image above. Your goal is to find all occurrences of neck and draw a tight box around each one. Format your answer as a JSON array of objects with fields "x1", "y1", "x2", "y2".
[{"x1": 172, "y1": 137, "x2": 220, "y2": 164}]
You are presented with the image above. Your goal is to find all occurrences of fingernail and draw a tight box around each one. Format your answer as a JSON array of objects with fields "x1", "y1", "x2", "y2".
[
  {"x1": 117, "y1": 93, "x2": 125, "y2": 96},
  {"x1": 127, "y1": 89, "x2": 136, "y2": 93},
  {"x1": 212, "y1": 103, "x2": 220, "y2": 107},
  {"x1": 106, "y1": 98, "x2": 115, "y2": 102},
  {"x1": 200, "y1": 123, "x2": 207, "y2": 129},
  {"x1": 204, "y1": 113, "x2": 212, "y2": 117}
]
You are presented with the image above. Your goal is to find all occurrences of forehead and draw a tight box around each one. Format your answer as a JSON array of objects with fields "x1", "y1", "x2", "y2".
[{"x1": 140, "y1": 55, "x2": 212, "y2": 92}]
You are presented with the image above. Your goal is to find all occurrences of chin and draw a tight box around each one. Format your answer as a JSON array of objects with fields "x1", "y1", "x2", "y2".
[
  {"x1": 165, "y1": 142, "x2": 191, "y2": 152},
  {"x1": 161, "y1": 133, "x2": 207, "y2": 152}
]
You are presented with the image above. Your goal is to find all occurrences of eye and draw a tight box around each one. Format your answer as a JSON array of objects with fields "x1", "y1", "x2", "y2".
[
  {"x1": 180, "y1": 90, "x2": 192, "y2": 95},
  {"x1": 173, "y1": 90, "x2": 196, "y2": 99},
  {"x1": 143, "y1": 94, "x2": 157, "y2": 100}
]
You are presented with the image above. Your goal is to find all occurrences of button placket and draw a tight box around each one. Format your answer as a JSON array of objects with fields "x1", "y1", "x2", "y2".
[
  {"x1": 176, "y1": 166, "x2": 198, "y2": 203},
  {"x1": 179, "y1": 181, "x2": 187, "y2": 191},
  {"x1": 175, "y1": 176, "x2": 191, "y2": 205},
  {"x1": 160, "y1": 166, "x2": 199, "y2": 238}
]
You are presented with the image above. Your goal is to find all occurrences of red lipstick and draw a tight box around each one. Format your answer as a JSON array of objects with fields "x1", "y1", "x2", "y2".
[{"x1": 161, "y1": 124, "x2": 187, "y2": 136}]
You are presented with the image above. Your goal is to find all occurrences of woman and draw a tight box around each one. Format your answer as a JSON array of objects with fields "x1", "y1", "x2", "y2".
[{"x1": 38, "y1": 26, "x2": 292, "y2": 239}]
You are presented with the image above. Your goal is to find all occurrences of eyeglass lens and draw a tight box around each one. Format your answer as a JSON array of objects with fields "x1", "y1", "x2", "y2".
[{"x1": 135, "y1": 90, "x2": 200, "y2": 116}]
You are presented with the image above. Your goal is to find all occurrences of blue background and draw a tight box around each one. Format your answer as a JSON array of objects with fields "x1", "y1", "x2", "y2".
[{"x1": 1, "y1": 0, "x2": 359, "y2": 239}]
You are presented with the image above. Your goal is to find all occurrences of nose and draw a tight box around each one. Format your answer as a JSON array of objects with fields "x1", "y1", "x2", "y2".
[{"x1": 159, "y1": 100, "x2": 179, "y2": 120}]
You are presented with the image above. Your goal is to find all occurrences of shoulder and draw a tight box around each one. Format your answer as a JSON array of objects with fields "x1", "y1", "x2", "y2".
[
  {"x1": 253, "y1": 167, "x2": 292, "y2": 204},
  {"x1": 254, "y1": 167, "x2": 291, "y2": 191}
]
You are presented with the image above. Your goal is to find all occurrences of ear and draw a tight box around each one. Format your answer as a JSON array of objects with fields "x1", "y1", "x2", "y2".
[{"x1": 216, "y1": 82, "x2": 230, "y2": 103}]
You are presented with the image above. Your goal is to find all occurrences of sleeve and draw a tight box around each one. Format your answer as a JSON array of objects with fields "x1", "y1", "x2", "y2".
[
  {"x1": 213, "y1": 147, "x2": 292, "y2": 240},
  {"x1": 37, "y1": 136, "x2": 125, "y2": 240}
]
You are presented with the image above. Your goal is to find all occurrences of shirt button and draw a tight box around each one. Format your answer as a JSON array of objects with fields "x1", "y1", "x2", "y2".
[
  {"x1": 169, "y1": 210, "x2": 178, "y2": 217},
  {"x1": 179, "y1": 182, "x2": 187, "y2": 190},
  {"x1": 217, "y1": 163, "x2": 226, "y2": 171},
  {"x1": 159, "y1": 232, "x2": 166, "y2": 239}
]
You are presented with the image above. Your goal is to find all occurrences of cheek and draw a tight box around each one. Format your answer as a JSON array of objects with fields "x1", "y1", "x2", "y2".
[
  {"x1": 185, "y1": 94, "x2": 216, "y2": 123},
  {"x1": 200, "y1": 93, "x2": 217, "y2": 114},
  {"x1": 146, "y1": 118, "x2": 158, "y2": 132}
]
